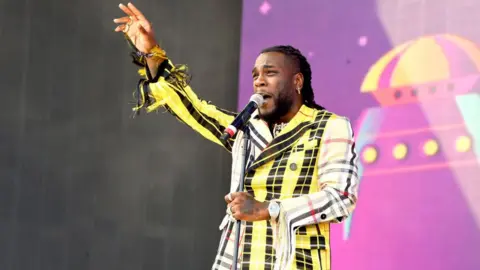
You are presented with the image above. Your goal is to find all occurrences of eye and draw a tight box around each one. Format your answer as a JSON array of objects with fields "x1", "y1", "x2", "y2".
[{"x1": 266, "y1": 70, "x2": 277, "y2": 75}]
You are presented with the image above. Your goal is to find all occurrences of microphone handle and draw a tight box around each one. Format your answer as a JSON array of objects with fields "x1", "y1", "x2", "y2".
[
  {"x1": 220, "y1": 132, "x2": 230, "y2": 143},
  {"x1": 219, "y1": 101, "x2": 260, "y2": 143}
]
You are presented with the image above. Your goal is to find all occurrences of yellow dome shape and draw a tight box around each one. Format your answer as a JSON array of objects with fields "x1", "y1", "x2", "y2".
[{"x1": 361, "y1": 34, "x2": 480, "y2": 105}]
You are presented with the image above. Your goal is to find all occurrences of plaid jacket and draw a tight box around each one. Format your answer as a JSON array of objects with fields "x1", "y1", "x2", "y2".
[{"x1": 134, "y1": 61, "x2": 359, "y2": 270}]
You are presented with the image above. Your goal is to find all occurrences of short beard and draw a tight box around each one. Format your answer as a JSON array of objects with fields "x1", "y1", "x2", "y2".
[{"x1": 260, "y1": 91, "x2": 293, "y2": 123}]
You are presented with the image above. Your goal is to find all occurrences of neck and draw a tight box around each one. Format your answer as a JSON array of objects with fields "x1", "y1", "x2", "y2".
[
  {"x1": 264, "y1": 107, "x2": 301, "y2": 129},
  {"x1": 275, "y1": 99, "x2": 303, "y2": 124}
]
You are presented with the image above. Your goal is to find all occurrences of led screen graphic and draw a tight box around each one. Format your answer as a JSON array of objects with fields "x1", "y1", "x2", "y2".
[{"x1": 238, "y1": 1, "x2": 480, "y2": 269}]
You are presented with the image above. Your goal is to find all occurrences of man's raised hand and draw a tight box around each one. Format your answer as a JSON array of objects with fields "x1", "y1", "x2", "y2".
[{"x1": 113, "y1": 2, "x2": 157, "y2": 53}]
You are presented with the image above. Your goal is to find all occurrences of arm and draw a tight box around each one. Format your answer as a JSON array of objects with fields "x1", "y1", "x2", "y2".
[
  {"x1": 272, "y1": 115, "x2": 359, "y2": 267},
  {"x1": 114, "y1": 3, "x2": 237, "y2": 152},
  {"x1": 133, "y1": 57, "x2": 237, "y2": 152},
  {"x1": 278, "y1": 116, "x2": 358, "y2": 223},
  {"x1": 224, "y1": 116, "x2": 359, "y2": 223}
]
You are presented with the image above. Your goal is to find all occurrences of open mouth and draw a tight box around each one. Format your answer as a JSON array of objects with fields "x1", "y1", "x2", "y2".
[
  {"x1": 261, "y1": 94, "x2": 272, "y2": 101},
  {"x1": 260, "y1": 95, "x2": 272, "y2": 106},
  {"x1": 256, "y1": 92, "x2": 272, "y2": 106}
]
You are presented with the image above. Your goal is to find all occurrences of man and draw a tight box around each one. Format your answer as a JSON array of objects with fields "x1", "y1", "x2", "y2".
[{"x1": 114, "y1": 3, "x2": 359, "y2": 270}]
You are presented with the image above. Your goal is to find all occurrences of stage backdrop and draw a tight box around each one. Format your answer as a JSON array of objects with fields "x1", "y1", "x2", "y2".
[
  {"x1": 238, "y1": 0, "x2": 480, "y2": 269},
  {"x1": 0, "y1": 0, "x2": 241, "y2": 269}
]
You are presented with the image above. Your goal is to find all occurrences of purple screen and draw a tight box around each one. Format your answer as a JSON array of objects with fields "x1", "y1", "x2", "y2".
[{"x1": 238, "y1": 1, "x2": 480, "y2": 269}]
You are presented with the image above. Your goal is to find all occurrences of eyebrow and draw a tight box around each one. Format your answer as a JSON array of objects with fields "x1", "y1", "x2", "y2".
[{"x1": 251, "y1": 64, "x2": 276, "y2": 74}]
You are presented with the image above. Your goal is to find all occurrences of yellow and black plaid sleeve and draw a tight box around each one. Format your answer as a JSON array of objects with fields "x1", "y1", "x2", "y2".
[
  {"x1": 133, "y1": 59, "x2": 238, "y2": 152},
  {"x1": 279, "y1": 115, "x2": 359, "y2": 225},
  {"x1": 270, "y1": 115, "x2": 359, "y2": 269}
]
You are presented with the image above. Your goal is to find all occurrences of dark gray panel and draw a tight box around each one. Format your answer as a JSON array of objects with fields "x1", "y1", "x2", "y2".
[{"x1": 0, "y1": 0, "x2": 241, "y2": 269}]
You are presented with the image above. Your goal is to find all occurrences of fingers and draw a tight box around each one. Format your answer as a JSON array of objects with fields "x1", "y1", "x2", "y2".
[
  {"x1": 113, "y1": 16, "x2": 131, "y2": 24},
  {"x1": 118, "y1": 3, "x2": 146, "y2": 21},
  {"x1": 114, "y1": 24, "x2": 126, "y2": 32},
  {"x1": 224, "y1": 192, "x2": 237, "y2": 203},
  {"x1": 115, "y1": 23, "x2": 133, "y2": 33},
  {"x1": 117, "y1": 3, "x2": 136, "y2": 34},
  {"x1": 127, "y1": 2, "x2": 146, "y2": 20},
  {"x1": 115, "y1": 3, "x2": 152, "y2": 35},
  {"x1": 226, "y1": 203, "x2": 238, "y2": 214},
  {"x1": 225, "y1": 193, "x2": 240, "y2": 217},
  {"x1": 225, "y1": 192, "x2": 251, "y2": 203},
  {"x1": 225, "y1": 192, "x2": 247, "y2": 216},
  {"x1": 229, "y1": 204, "x2": 251, "y2": 221},
  {"x1": 119, "y1": 3, "x2": 136, "y2": 18},
  {"x1": 224, "y1": 192, "x2": 240, "y2": 203},
  {"x1": 230, "y1": 204, "x2": 239, "y2": 214},
  {"x1": 226, "y1": 203, "x2": 239, "y2": 217},
  {"x1": 230, "y1": 192, "x2": 242, "y2": 200},
  {"x1": 225, "y1": 192, "x2": 254, "y2": 220}
]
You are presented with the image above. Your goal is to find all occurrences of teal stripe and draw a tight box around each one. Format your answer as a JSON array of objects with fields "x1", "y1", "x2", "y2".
[
  {"x1": 455, "y1": 93, "x2": 480, "y2": 159},
  {"x1": 343, "y1": 107, "x2": 385, "y2": 240}
]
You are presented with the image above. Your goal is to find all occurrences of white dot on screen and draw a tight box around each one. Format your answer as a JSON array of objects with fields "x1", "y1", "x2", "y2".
[
  {"x1": 259, "y1": 1, "x2": 271, "y2": 15},
  {"x1": 358, "y1": 36, "x2": 368, "y2": 47}
]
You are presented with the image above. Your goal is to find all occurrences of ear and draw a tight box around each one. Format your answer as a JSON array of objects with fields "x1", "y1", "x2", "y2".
[{"x1": 294, "y1": 73, "x2": 304, "y2": 91}]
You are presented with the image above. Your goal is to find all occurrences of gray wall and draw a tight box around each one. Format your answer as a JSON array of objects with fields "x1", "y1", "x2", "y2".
[{"x1": 0, "y1": 0, "x2": 242, "y2": 269}]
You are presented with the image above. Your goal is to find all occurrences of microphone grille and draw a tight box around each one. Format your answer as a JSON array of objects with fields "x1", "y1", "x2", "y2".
[{"x1": 249, "y1": 93, "x2": 264, "y2": 105}]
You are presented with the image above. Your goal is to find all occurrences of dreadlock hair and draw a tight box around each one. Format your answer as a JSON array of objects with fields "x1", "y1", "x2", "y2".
[{"x1": 260, "y1": 45, "x2": 325, "y2": 110}]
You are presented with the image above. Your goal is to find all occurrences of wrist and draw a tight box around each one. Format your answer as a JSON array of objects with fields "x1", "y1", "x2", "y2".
[
  {"x1": 263, "y1": 201, "x2": 271, "y2": 220},
  {"x1": 146, "y1": 45, "x2": 167, "y2": 61},
  {"x1": 135, "y1": 45, "x2": 166, "y2": 65},
  {"x1": 255, "y1": 201, "x2": 270, "y2": 221},
  {"x1": 267, "y1": 200, "x2": 281, "y2": 222}
]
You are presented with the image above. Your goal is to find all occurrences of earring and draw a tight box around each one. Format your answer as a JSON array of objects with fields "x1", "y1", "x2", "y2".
[{"x1": 296, "y1": 88, "x2": 301, "y2": 94}]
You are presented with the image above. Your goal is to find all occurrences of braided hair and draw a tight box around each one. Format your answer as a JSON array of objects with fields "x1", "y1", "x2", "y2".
[{"x1": 260, "y1": 45, "x2": 325, "y2": 110}]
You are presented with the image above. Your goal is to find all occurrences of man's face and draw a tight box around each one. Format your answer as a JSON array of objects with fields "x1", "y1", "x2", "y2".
[{"x1": 252, "y1": 52, "x2": 297, "y2": 123}]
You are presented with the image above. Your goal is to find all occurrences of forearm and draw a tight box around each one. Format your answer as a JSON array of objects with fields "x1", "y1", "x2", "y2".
[
  {"x1": 122, "y1": 29, "x2": 237, "y2": 150},
  {"x1": 145, "y1": 58, "x2": 163, "y2": 79},
  {"x1": 279, "y1": 187, "x2": 356, "y2": 226},
  {"x1": 134, "y1": 59, "x2": 237, "y2": 151}
]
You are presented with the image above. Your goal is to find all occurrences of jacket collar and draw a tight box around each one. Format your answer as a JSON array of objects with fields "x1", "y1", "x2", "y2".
[{"x1": 247, "y1": 105, "x2": 319, "y2": 172}]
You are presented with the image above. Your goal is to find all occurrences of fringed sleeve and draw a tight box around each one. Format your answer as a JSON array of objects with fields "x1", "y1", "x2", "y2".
[
  {"x1": 132, "y1": 58, "x2": 238, "y2": 152},
  {"x1": 272, "y1": 116, "x2": 360, "y2": 270}
]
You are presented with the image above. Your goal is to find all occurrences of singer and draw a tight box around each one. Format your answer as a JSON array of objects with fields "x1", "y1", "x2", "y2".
[{"x1": 114, "y1": 3, "x2": 359, "y2": 270}]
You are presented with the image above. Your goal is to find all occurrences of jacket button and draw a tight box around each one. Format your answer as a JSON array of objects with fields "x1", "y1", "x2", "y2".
[
  {"x1": 320, "y1": 214, "x2": 327, "y2": 219},
  {"x1": 290, "y1": 163, "x2": 297, "y2": 171}
]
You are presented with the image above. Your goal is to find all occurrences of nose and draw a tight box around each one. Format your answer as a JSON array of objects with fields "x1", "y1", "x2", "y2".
[{"x1": 254, "y1": 74, "x2": 266, "y2": 89}]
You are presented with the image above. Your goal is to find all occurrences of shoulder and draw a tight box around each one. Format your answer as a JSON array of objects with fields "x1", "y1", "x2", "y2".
[
  {"x1": 312, "y1": 109, "x2": 354, "y2": 138},
  {"x1": 312, "y1": 108, "x2": 351, "y2": 124}
]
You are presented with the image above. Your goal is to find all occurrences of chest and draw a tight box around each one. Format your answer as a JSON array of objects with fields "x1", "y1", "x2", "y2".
[{"x1": 243, "y1": 131, "x2": 323, "y2": 200}]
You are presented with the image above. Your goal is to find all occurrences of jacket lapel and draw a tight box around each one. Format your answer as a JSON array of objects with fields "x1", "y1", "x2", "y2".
[{"x1": 247, "y1": 106, "x2": 319, "y2": 172}]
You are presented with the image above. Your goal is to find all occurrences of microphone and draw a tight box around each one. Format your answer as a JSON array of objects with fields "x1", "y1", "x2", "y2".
[{"x1": 219, "y1": 93, "x2": 264, "y2": 143}]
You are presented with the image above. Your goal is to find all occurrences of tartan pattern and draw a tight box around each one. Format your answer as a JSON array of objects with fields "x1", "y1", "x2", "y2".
[
  {"x1": 140, "y1": 75, "x2": 238, "y2": 152},
  {"x1": 136, "y1": 64, "x2": 359, "y2": 270}
]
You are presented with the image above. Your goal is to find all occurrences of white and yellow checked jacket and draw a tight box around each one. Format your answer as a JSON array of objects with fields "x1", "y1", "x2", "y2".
[{"x1": 134, "y1": 61, "x2": 359, "y2": 270}]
